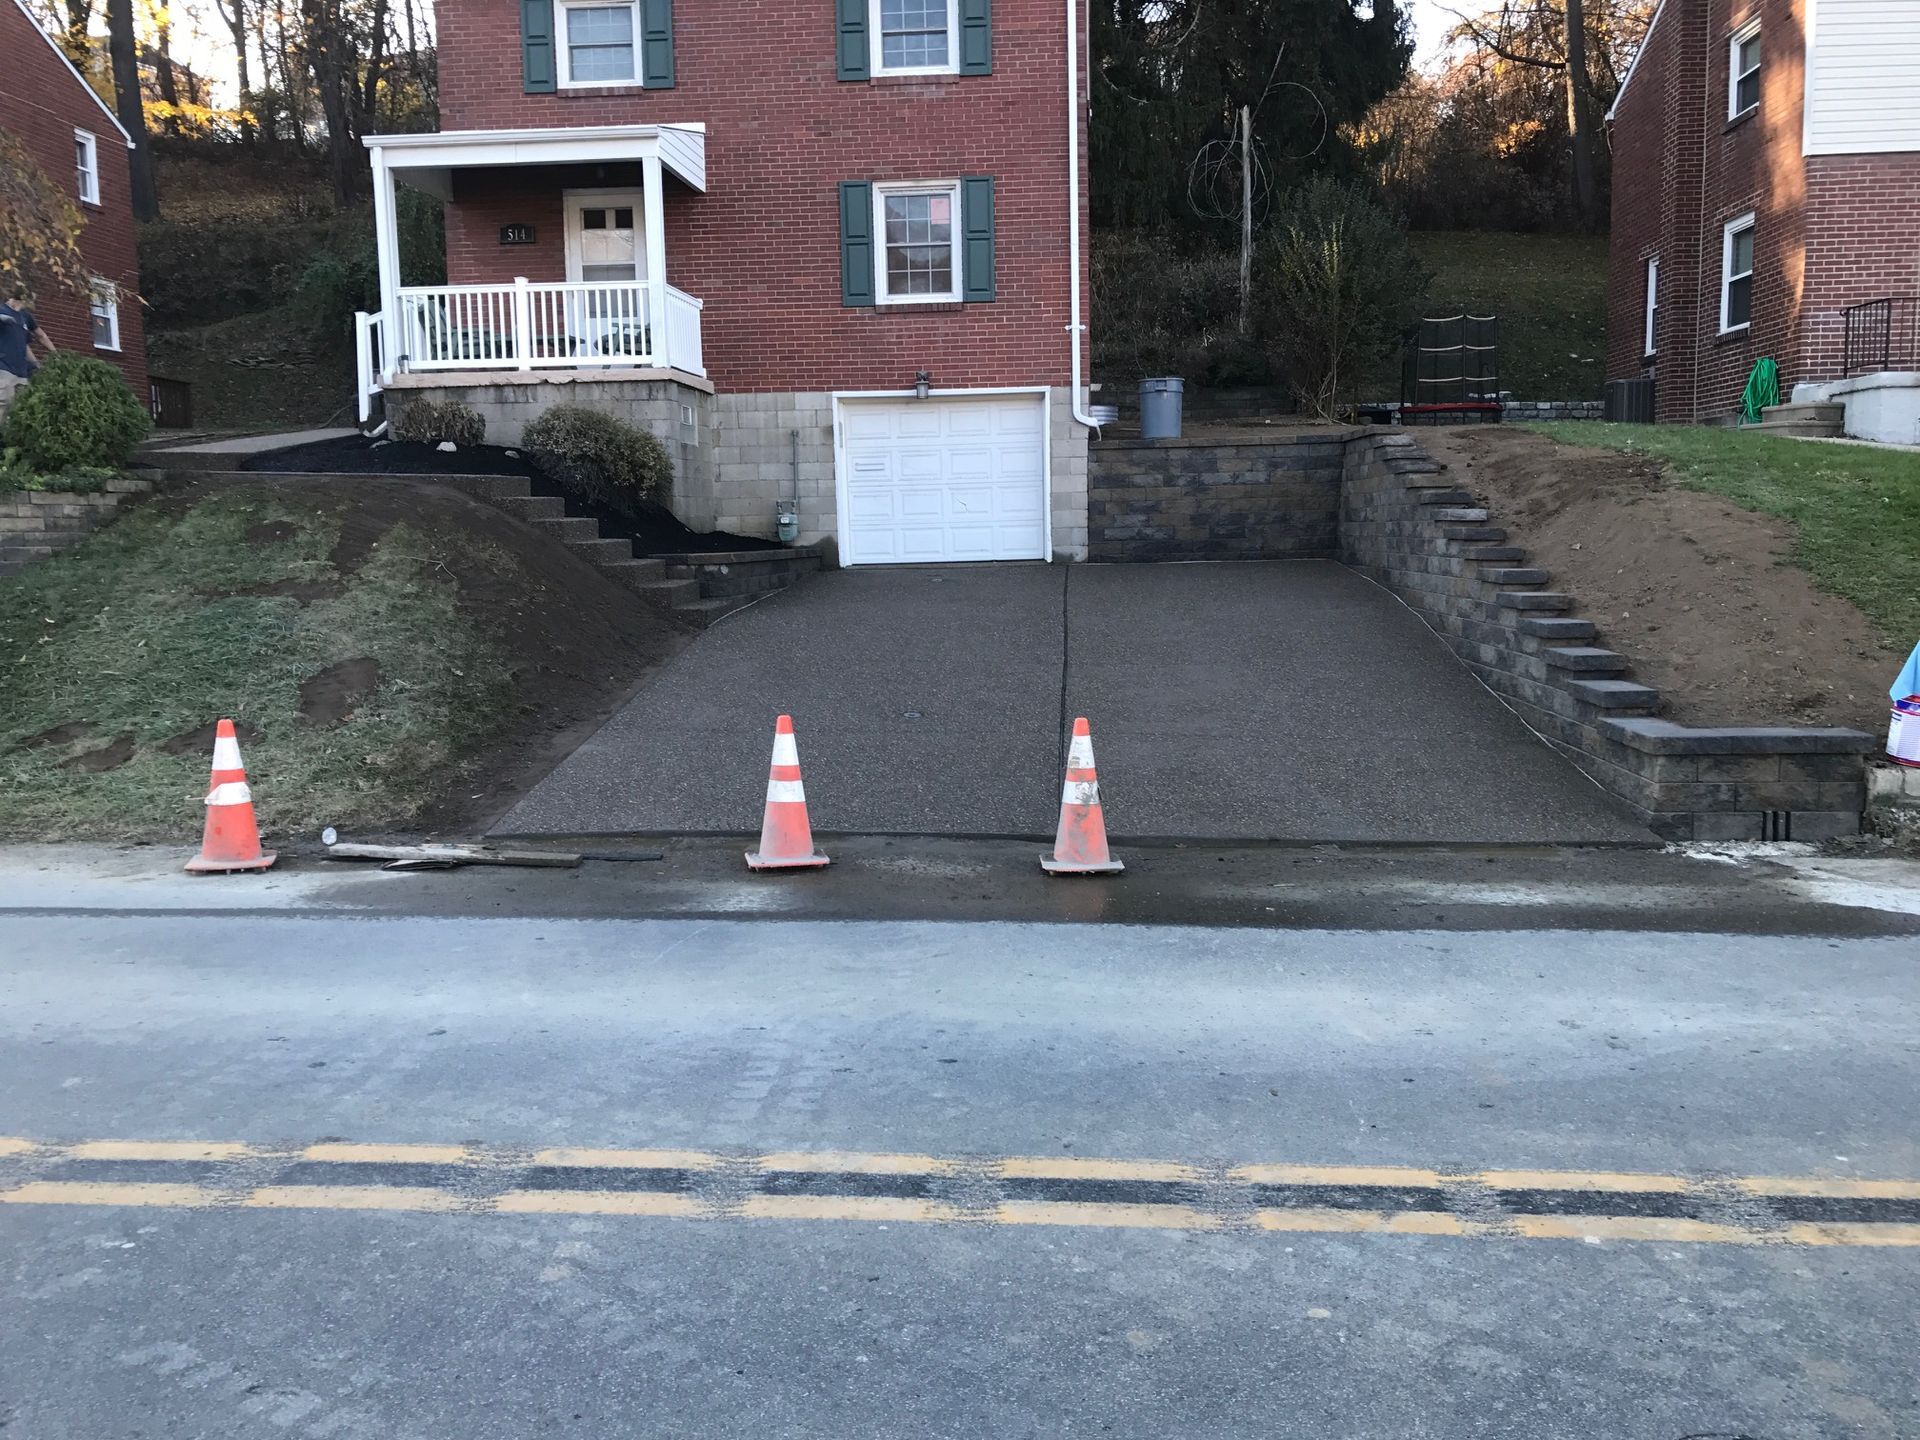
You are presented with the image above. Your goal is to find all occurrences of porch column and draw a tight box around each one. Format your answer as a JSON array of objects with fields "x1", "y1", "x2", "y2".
[
  {"x1": 369, "y1": 146, "x2": 403, "y2": 380},
  {"x1": 641, "y1": 153, "x2": 670, "y2": 371}
]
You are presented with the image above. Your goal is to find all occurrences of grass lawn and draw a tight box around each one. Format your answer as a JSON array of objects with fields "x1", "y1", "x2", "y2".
[
  {"x1": 1529, "y1": 422, "x2": 1920, "y2": 645},
  {"x1": 0, "y1": 487, "x2": 511, "y2": 843},
  {"x1": 1410, "y1": 232, "x2": 1608, "y2": 402}
]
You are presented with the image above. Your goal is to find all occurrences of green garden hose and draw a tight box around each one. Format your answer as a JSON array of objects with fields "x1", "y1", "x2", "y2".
[{"x1": 1740, "y1": 357, "x2": 1780, "y2": 424}]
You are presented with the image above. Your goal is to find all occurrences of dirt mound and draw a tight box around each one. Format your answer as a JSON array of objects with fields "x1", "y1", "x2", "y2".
[
  {"x1": 1424, "y1": 428, "x2": 1901, "y2": 732},
  {"x1": 160, "y1": 719, "x2": 263, "y2": 757},
  {"x1": 245, "y1": 519, "x2": 299, "y2": 542},
  {"x1": 61, "y1": 733, "x2": 135, "y2": 773},
  {"x1": 242, "y1": 435, "x2": 537, "y2": 478},
  {"x1": 299, "y1": 657, "x2": 383, "y2": 727},
  {"x1": 14, "y1": 722, "x2": 94, "y2": 751}
]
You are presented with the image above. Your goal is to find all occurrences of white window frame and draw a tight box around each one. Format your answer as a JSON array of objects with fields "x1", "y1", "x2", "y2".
[
  {"x1": 873, "y1": 180, "x2": 962, "y2": 305},
  {"x1": 869, "y1": 0, "x2": 959, "y2": 76},
  {"x1": 1728, "y1": 17, "x2": 1761, "y2": 120},
  {"x1": 74, "y1": 129, "x2": 100, "y2": 205},
  {"x1": 89, "y1": 279, "x2": 121, "y2": 352},
  {"x1": 1643, "y1": 255, "x2": 1659, "y2": 356},
  {"x1": 1720, "y1": 213, "x2": 1755, "y2": 335},
  {"x1": 556, "y1": 0, "x2": 640, "y2": 89}
]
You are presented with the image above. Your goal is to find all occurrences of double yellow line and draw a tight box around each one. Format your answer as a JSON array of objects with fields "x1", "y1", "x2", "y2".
[{"x1": 5, "y1": 1138, "x2": 1920, "y2": 1247}]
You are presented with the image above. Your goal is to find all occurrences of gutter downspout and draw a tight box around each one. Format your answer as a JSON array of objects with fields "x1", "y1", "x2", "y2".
[{"x1": 1066, "y1": 0, "x2": 1096, "y2": 430}]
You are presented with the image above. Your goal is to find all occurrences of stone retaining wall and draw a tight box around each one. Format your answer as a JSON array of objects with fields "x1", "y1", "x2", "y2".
[
  {"x1": 1087, "y1": 432, "x2": 1350, "y2": 562},
  {"x1": 1339, "y1": 432, "x2": 1873, "y2": 839},
  {"x1": 0, "y1": 477, "x2": 154, "y2": 577},
  {"x1": 1357, "y1": 400, "x2": 1606, "y2": 423}
]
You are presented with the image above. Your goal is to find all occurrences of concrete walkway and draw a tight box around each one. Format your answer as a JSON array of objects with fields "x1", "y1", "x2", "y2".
[
  {"x1": 146, "y1": 427, "x2": 358, "y2": 459},
  {"x1": 495, "y1": 560, "x2": 1652, "y2": 843}
]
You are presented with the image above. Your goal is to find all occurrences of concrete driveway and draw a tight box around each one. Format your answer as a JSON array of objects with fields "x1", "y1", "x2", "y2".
[{"x1": 495, "y1": 560, "x2": 1651, "y2": 843}]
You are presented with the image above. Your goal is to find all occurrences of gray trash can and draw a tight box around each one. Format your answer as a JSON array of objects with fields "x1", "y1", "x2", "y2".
[{"x1": 1138, "y1": 376, "x2": 1184, "y2": 439}]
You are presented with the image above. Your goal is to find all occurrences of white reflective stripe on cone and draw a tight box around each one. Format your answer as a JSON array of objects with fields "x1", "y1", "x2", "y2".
[
  {"x1": 211, "y1": 736, "x2": 245, "y2": 771},
  {"x1": 765, "y1": 779, "x2": 807, "y2": 803},
  {"x1": 206, "y1": 781, "x2": 253, "y2": 807},
  {"x1": 771, "y1": 732, "x2": 800, "y2": 766},
  {"x1": 1067, "y1": 735, "x2": 1095, "y2": 769},
  {"x1": 1062, "y1": 779, "x2": 1100, "y2": 807}
]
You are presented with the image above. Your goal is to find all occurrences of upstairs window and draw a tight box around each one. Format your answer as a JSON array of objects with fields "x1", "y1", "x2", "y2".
[
  {"x1": 1729, "y1": 18, "x2": 1760, "y2": 119},
  {"x1": 1721, "y1": 214, "x2": 1755, "y2": 333},
  {"x1": 561, "y1": 0, "x2": 636, "y2": 85},
  {"x1": 874, "y1": 0, "x2": 955, "y2": 73},
  {"x1": 75, "y1": 130, "x2": 99, "y2": 204}
]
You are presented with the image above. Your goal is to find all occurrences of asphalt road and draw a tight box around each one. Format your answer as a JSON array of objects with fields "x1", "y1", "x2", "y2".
[
  {"x1": 495, "y1": 562, "x2": 1649, "y2": 844},
  {"x1": 4, "y1": 900, "x2": 1920, "y2": 1438}
]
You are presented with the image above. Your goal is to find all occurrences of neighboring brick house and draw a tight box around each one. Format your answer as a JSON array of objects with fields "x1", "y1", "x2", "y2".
[
  {"x1": 1, "y1": 0, "x2": 148, "y2": 407},
  {"x1": 360, "y1": 0, "x2": 1093, "y2": 563},
  {"x1": 1604, "y1": 0, "x2": 1920, "y2": 429}
]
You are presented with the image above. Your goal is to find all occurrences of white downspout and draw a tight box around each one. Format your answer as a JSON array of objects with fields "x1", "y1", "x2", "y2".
[{"x1": 1066, "y1": 0, "x2": 1095, "y2": 428}]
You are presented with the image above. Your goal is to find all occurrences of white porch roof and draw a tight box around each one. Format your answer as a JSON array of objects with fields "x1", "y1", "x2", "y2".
[{"x1": 362, "y1": 123, "x2": 707, "y2": 199}]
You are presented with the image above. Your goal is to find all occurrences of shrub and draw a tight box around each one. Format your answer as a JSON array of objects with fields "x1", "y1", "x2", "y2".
[
  {"x1": 1257, "y1": 178, "x2": 1430, "y2": 419},
  {"x1": 392, "y1": 398, "x2": 486, "y2": 448},
  {"x1": 2, "y1": 354, "x2": 150, "y2": 471},
  {"x1": 1091, "y1": 233, "x2": 1266, "y2": 386},
  {"x1": 522, "y1": 405, "x2": 674, "y2": 515}
]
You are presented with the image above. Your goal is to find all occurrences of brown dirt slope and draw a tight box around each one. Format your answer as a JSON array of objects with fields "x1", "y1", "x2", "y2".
[{"x1": 1422, "y1": 428, "x2": 1900, "y2": 733}]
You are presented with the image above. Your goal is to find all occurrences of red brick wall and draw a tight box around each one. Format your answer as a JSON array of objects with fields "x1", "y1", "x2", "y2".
[
  {"x1": 0, "y1": 0, "x2": 147, "y2": 400},
  {"x1": 431, "y1": 0, "x2": 1086, "y2": 394},
  {"x1": 1798, "y1": 153, "x2": 1920, "y2": 379},
  {"x1": 1606, "y1": 0, "x2": 1809, "y2": 422}
]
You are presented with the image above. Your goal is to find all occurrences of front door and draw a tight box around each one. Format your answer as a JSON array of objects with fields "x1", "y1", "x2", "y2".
[{"x1": 562, "y1": 191, "x2": 647, "y2": 358}]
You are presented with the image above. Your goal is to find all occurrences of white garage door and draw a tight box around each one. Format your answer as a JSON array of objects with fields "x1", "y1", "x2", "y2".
[{"x1": 839, "y1": 394, "x2": 1048, "y2": 565}]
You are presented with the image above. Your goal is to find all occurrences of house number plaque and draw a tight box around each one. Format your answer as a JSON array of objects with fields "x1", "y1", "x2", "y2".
[{"x1": 499, "y1": 224, "x2": 537, "y2": 246}]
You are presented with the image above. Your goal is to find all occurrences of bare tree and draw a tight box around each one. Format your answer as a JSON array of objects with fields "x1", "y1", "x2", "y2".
[
  {"x1": 106, "y1": 0, "x2": 159, "y2": 218},
  {"x1": 211, "y1": 0, "x2": 254, "y2": 142}
]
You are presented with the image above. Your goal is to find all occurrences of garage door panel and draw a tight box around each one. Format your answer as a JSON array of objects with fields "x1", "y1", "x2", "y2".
[{"x1": 840, "y1": 395, "x2": 1047, "y2": 566}]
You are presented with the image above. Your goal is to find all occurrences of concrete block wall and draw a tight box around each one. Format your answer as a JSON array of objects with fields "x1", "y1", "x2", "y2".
[
  {"x1": 710, "y1": 392, "x2": 836, "y2": 552},
  {"x1": 0, "y1": 478, "x2": 153, "y2": 577},
  {"x1": 1339, "y1": 432, "x2": 1874, "y2": 839},
  {"x1": 1087, "y1": 431, "x2": 1349, "y2": 562}
]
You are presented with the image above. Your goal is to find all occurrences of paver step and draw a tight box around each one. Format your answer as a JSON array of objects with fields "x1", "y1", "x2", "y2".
[
  {"x1": 480, "y1": 477, "x2": 532, "y2": 499},
  {"x1": 1428, "y1": 506, "x2": 1491, "y2": 523},
  {"x1": 1442, "y1": 525, "x2": 1507, "y2": 542},
  {"x1": 598, "y1": 558, "x2": 670, "y2": 589},
  {"x1": 1518, "y1": 617, "x2": 1598, "y2": 640},
  {"x1": 1543, "y1": 646, "x2": 1630, "y2": 674},
  {"x1": 571, "y1": 537, "x2": 636, "y2": 565},
  {"x1": 1480, "y1": 567, "x2": 1550, "y2": 586},
  {"x1": 493, "y1": 494, "x2": 565, "y2": 522},
  {"x1": 1415, "y1": 488, "x2": 1476, "y2": 506},
  {"x1": 630, "y1": 577, "x2": 701, "y2": 606},
  {"x1": 1464, "y1": 546, "x2": 1528, "y2": 563},
  {"x1": 1760, "y1": 402, "x2": 1843, "y2": 424},
  {"x1": 533, "y1": 517, "x2": 602, "y2": 545},
  {"x1": 1566, "y1": 678, "x2": 1660, "y2": 711},
  {"x1": 674, "y1": 596, "x2": 747, "y2": 627},
  {"x1": 1400, "y1": 474, "x2": 1460, "y2": 490},
  {"x1": 1496, "y1": 591, "x2": 1574, "y2": 612}
]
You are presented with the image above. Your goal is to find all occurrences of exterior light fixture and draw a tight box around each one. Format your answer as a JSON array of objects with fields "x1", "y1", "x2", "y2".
[{"x1": 914, "y1": 370, "x2": 931, "y2": 400}]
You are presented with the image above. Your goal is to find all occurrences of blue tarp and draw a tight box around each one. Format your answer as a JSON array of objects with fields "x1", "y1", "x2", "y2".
[{"x1": 1893, "y1": 640, "x2": 1920, "y2": 701}]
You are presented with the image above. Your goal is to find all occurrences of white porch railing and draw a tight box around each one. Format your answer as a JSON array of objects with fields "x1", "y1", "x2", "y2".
[
  {"x1": 354, "y1": 309, "x2": 385, "y2": 424},
  {"x1": 362, "y1": 277, "x2": 706, "y2": 390}
]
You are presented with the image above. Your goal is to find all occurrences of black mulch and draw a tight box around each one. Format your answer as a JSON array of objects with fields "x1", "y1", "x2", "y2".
[
  {"x1": 237, "y1": 433, "x2": 781, "y2": 555},
  {"x1": 242, "y1": 435, "x2": 538, "y2": 477}
]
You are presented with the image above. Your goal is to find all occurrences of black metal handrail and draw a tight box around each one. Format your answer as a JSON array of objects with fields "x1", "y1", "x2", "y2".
[{"x1": 1842, "y1": 296, "x2": 1920, "y2": 376}]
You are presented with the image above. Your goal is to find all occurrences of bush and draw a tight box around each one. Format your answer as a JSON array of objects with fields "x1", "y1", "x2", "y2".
[
  {"x1": 391, "y1": 398, "x2": 486, "y2": 448},
  {"x1": 1091, "y1": 233, "x2": 1267, "y2": 386},
  {"x1": 2, "y1": 354, "x2": 150, "y2": 471},
  {"x1": 1257, "y1": 178, "x2": 1430, "y2": 419},
  {"x1": 522, "y1": 405, "x2": 674, "y2": 516}
]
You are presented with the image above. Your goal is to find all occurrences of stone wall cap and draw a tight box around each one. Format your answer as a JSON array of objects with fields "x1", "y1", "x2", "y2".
[
  {"x1": 649, "y1": 545, "x2": 823, "y2": 564},
  {"x1": 1600, "y1": 717, "x2": 1879, "y2": 754}
]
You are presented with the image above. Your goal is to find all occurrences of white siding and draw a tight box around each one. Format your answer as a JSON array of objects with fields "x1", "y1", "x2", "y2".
[{"x1": 1805, "y1": 0, "x2": 1920, "y2": 154}]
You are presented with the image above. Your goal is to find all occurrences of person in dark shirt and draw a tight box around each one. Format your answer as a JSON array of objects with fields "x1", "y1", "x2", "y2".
[{"x1": 1, "y1": 287, "x2": 57, "y2": 380}]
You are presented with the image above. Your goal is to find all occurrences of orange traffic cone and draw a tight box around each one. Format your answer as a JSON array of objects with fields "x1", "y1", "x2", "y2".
[
  {"x1": 745, "y1": 714, "x2": 829, "y2": 870},
  {"x1": 1041, "y1": 716, "x2": 1123, "y2": 875},
  {"x1": 184, "y1": 719, "x2": 276, "y2": 874}
]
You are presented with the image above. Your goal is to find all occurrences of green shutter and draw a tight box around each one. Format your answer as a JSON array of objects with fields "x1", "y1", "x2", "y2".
[
  {"x1": 840, "y1": 181, "x2": 875, "y2": 306},
  {"x1": 959, "y1": 0, "x2": 991, "y2": 74},
  {"x1": 521, "y1": 0, "x2": 556, "y2": 92},
  {"x1": 640, "y1": 0, "x2": 674, "y2": 87},
  {"x1": 961, "y1": 175, "x2": 995, "y2": 302},
  {"x1": 836, "y1": 0, "x2": 869, "y2": 80}
]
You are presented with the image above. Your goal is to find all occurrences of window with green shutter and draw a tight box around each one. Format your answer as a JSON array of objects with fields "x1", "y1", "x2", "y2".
[
  {"x1": 837, "y1": 0, "x2": 870, "y2": 80},
  {"x1": 958, "y1": 0, "x2": 990, "y2": 74},
  {"x1": 522, "y1": 0, "x2": 557, "y2": 92},
  {"x1": 639, "y1": 0, "x2": 674, "y2": 87},
  {"x1": 840, "y1": 181, "x2": 876, "y2": 306},
  {"x1": 960, "y1": 175, "x2": 995, "y2": 301}
]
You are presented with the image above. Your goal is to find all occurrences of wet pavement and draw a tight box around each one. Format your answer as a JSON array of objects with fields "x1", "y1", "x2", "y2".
[{"x1": 494, "y1": 561, "x2": 1651, "y2": 844}]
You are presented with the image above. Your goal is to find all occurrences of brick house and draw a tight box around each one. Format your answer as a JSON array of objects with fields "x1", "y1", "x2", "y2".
[
  {"x1": 1, "y1": 0, "x2": 148, "y2": 408},
  {"x1": 1604, "y1": 0, "x2": 1920, "y2": 436},
  {"x1": 359, "y1": 0, "x2": 1093, "y2": 563}
]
